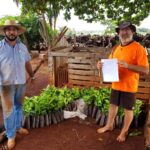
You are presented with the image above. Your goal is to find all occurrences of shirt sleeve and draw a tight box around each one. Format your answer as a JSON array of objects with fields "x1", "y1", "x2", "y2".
[
  {"x1": 21, "y1": 43, "x2": 31, "y2": 62},
  {"x1": 24, "y1": 48, "x2": 31, "y2": 62},
  {"x1": 136, "y1": 45, "x2": 149, "y2": 67}
]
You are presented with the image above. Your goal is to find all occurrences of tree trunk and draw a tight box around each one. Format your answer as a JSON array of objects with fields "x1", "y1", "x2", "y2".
[
  {"x1": 48, "y1": 18, "x2": 53, "y2": 30},
  {"x1": 54, "y1": 17, "x2": 57, "y2": 30}
]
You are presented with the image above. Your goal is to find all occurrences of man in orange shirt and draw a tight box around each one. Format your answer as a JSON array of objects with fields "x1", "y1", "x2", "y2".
[{"x1": 97, "y1": 22, "x2": 149, "y2": 142}]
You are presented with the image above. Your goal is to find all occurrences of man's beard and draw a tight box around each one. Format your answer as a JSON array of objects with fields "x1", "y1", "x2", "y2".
[
  {"x1": 5, "y1": 35, "x2": 17, "y2": 41},
  {"x1": 119, "y1": 34, "x2": 133, "y2": 43}
]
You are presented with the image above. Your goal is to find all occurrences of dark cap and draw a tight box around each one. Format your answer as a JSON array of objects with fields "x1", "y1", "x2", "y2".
[{"x1": 115, "y1": 22, "x2": 136, "y2": 33}]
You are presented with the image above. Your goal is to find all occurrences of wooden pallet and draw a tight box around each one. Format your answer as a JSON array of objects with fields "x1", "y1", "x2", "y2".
[
  {"x1": 68, "y1": 55, "x2": 101, "y2": 87},
  {"x1": 136, "y1": 82, "x2": 150, "y2": 102}
]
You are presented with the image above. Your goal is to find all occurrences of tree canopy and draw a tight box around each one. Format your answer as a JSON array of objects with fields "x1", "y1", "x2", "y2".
[
  {"x1": 64, "y1": 0, "x2": 150, "y2": 25},
  {"x1": 15, "y1": 0, "x2": 150, "y2": 26},
  {"x1": 17, "y1": 0, "x2": 66, "y2": 30}
]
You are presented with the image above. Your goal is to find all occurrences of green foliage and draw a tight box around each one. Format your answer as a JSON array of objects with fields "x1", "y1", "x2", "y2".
[
  {"x1": 118, "y1": 107, "x2": 125, "y2": 117},
  {"x1": 18, "y1": 0, "x2": 66, "y2": 30},
  {"x1": 63, "y1": 0, "x2": 150, "y2": 25},
  {"x1": 133, "y1": 99, "x2": 143, "y2": 118},
  {"x1": 81, "y1": 87, "x2": 98, "y2": 105},
  {"x1": 23, "y1": 86, "x2": 143, "y2": 118},
  {"x1": 98, "y1": 88, "x2": 111, "y2": 114},
  {"x1": 0, "y1": 16, "x2": 18, "y2": 25},
  {"x1": 0, "y1": 14, "x2": 56, "y2": 50},
  {"x1": 12, "y1": 0, "x2": 150, "y2": 44},
  {"x1": 18, "y1": 14, "x2": 43, "y2": 49},
  {"x1": 23, "y1": 96, "x2": 39, "y2": 116},
  {"x1": 103, "y1": 21, "x2": 116, "y2": 35},
  {"x1": 23, "y1": 86, "x2": 74, "y2": 116}
]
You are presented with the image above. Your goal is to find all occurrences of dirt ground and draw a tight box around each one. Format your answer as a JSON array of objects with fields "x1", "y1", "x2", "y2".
[{"x1": 0, "y1": 57, "x2": 145, "y2": 150}]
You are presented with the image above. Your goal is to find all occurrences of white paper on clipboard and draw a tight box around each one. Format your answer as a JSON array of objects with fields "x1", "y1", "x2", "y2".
[{"x1": 101, "y1": 59, "x2": 119, "y2": 82}]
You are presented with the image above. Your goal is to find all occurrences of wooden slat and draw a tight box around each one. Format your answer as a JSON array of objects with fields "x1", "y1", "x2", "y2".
[
  {"x1": 140, "y1": 75, "x2": 150, "y2": 82},
  {"x1": 68, "y1": 64, "x2": 95, "y2": 70},
  {"x1": 50, "y1": 46, "x2": 68, "y2": 51},
  {"x1": 49, "y1": 51, "x2": 95, "y2": 57},
  {"x1": 139, "y1": 82, "x2": 150, "y2": 88},
  {"x1": 68, "y1": 69, "x2": 99, "y2": 76},
  {"x1": 69, "y1": 74, "x2": 100, "y2": 82},
  {"x1": 138, "y1": 87, "x2": 150, "y2": 94},
  {"x1": 50, "y1": 47, "x2": 72, "y2": 53},
  {"x1": 68, "y1": 58, "x2": 93, "y2": 64},
  {"x1": 99, "y1": 83, "x2": 111, "y2": 87},
  {"x1": 71, "y1": 56, "x2": 92, "y2": 60},
  {"x1": 69, "y1": 79, "x2": 100, "y2": 87},
  {"x1": 136, "y1": 93, "x2": 150, "y2": 101},
  {"x1": 68, "y1": 69, "x2": 95, "y2": 75}
]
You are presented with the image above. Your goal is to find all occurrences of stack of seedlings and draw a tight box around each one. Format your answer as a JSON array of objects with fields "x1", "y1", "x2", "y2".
[{"x1": 23, "y1": 86, "x2": 143, "y2": 129}]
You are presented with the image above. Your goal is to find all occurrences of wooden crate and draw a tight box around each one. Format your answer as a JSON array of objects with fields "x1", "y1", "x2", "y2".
[
  {"x1": 48, "y1": 46, "x2": 150, "y2": 87},
  {"x1": 48, "y1": 46, "x2": 110, "y2": 87}
]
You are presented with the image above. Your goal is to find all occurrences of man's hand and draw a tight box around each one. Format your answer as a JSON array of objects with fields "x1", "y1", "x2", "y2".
[
  {"x1": 25, "y1": 61, "x2": 34, "y2": 79},
  {"x1": 26, "y1": 76, "x2": 36, "y2": 84},
  {"x1": 118, "y1": 60, "x2": 128, "y2": 68},
  {"x1": 30, "y1": 76, "x2": 36, "y2": 83},
  {"x1": 118, "y1": 60, "x2": 149, "y2": 75}
]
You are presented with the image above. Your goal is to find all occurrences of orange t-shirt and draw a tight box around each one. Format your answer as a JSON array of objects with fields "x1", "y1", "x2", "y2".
[{"x1": 109, "y1": 41, "x2": 149, "y2": 93}]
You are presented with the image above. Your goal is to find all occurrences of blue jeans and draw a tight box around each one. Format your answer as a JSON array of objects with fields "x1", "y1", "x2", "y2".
[{"x1": 0, "y1": 84, "x2": 26, "y2": 139}]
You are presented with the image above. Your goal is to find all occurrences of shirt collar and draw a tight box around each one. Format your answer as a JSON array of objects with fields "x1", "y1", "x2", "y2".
[
  {"x1": 120, "y1": 40, "x2": 134, "y2": 47},
  {"x1": 3, "y1": 38, "x2": 20, "y2": 47}
]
